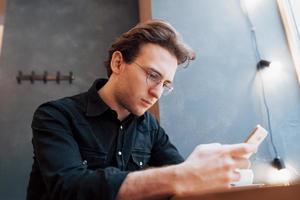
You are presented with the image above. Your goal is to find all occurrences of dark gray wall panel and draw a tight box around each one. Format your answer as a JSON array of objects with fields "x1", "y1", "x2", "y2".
[{"x1": 0, "y1": 0, "x2": 138, "y2": 199}]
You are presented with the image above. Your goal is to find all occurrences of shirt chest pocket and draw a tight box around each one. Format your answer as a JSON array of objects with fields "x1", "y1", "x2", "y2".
[
  {"x1": 79, "y1": 147, "x2": 107, "y2": 170},
  {"x1": 127, "y1": 150, "x2": 151, "y2": 171}
]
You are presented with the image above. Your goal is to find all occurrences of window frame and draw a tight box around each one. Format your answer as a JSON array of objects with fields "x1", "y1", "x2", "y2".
[{"x1": 277, "y1": 0, "x2": 300, "y2": 84}]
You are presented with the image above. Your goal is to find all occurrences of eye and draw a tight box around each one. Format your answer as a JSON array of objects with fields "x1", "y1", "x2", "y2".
[
  {"x1": 163, "y1": 82, "x2": 172, "y2": 89},
  {"x1": 148, "y1": 71, "x2": 161, "y2": 82}
]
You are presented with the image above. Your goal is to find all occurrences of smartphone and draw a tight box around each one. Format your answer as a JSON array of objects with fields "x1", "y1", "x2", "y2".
[{"x1": 244, "y1": 124, "x2": 268, "y2": 158}]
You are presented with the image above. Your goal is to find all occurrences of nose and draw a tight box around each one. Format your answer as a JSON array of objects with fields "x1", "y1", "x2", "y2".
[{"x1": 148, "y1": 83, "x2": 163, "y2": 99}]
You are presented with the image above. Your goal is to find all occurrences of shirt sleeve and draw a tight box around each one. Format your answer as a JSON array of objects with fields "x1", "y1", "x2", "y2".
[
  {"x1": 149, "y1": 125, "x2": 185, "y2": 167},
  {"x1": 31, "y1": 102, "x2": 129, "y2": 200}
]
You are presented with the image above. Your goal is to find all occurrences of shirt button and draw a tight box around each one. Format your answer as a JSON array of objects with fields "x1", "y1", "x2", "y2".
[
  {"x1": 118, "y1": 151, "x2": 122, "y2": 156},
  {"x1": 82, "y1": 160, "x2": 87, "y2": 165},
  {"x1": 120, "y1": 125, "x2": 123, "y2": 130},
  {"x1": 139, "y1": 161, "x2": 143, "y2": 166}
]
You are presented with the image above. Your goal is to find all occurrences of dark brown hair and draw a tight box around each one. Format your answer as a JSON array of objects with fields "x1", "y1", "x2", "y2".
[{"x1": 104, "y1": 19, "x2": 196, "y2": 77}]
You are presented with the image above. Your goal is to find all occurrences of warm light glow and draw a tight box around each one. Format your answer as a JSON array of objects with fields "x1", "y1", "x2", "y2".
[
  {"x1": 261, "y1": 61, "x2": 289, "y2": 91},
  {"x1": 243, "y1": 0, "x2": 263, "y2": 14},
  {"x1": 269, "y1": 61, "x2": 281, "y2": 68},
  {"x1": 267, "y1": 167, "x2": 291, "y2": 185},
  {"x1": 254, "y1": 161, "x2": 298, "y2": 185}
]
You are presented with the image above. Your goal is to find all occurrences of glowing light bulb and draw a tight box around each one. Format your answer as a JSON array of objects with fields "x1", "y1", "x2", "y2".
[
  {"x1": 267, "y1": 167, "x2": 291, "y2": 185},
  {"x1": 244, "y1": 0, "x2": 262, "y2": 14},
  {"x1": 261, "y1": 61, "x2": 289, "y2": 91},
  {"x1": 269, "y1": 61, "x2": 281, "y2": 69},
  {"x1": 253, "y1": 160, "x2": 297, "y2": 186}
]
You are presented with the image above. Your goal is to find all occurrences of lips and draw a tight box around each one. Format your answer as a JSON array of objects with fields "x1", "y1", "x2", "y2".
[{"x1": 141, "y1": 99, "x2": 153, "y2": 106}]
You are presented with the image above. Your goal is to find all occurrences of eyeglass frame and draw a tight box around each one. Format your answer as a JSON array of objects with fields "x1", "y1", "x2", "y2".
[{"x1": 132, "y1": 61, "x2": 174, "y2": 96}]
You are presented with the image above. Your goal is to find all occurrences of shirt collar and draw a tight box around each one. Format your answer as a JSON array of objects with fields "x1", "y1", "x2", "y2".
[
  {"x1": 85, "y1": 78, "x2": 145, "y2": 122},
  {"x1": 86, "y1": 79, "x2": 110, "y2": 117}
]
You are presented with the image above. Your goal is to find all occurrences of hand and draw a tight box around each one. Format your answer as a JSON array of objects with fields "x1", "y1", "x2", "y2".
[{"x1": 173, "y1": 143, "x2": 257, "y2": 197}]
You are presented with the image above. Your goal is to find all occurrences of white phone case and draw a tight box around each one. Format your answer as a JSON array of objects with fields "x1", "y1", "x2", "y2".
[{"x1": 244, "y1": 124, "x2": 268, "y2": 158}]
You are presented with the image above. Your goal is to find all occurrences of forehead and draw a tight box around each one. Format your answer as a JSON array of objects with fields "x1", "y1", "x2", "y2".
[{"x1": 135, "y1": 43, "x2": 178, "y2": 80}]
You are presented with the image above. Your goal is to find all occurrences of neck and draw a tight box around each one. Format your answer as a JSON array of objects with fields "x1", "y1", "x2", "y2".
[{"x1": 98, "y1": 80, "x2": 130, "y2": 121}]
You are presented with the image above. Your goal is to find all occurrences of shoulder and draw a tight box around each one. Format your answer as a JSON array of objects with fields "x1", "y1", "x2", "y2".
[
  {"x1": 137, "y1": 111, "x2": 169, "y2": 140},
  {"x1": 33, "y1": 92, "x2": 87, "y2": 120},
  {"x1": 36, "y1": 97, "x2": 73, "y2": 113},
  {"x1": 140, "y1": 111, "x2": 160, "y2": 130}
]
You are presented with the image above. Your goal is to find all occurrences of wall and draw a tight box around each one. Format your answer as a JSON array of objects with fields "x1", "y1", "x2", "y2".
[
  {"x1": 1, "y1": 0, "x2": 300, "y2": 198},
  {"x1": 0, "y1": 0, "x2": 138, "y2": 199},
  {"x1": 152, "y1": 0, "x2": 300, "y2": 183}
]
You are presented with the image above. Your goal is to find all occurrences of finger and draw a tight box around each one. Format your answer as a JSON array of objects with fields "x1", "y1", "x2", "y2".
[
  {"x1": 222, "y1": 143, "x2": 257, "y2": 157},
  {"x1": 231, "y1": 170, "x2": 241, "y2": 182},
  {"x1": 193, "y1": 143, "x2": 222, "y2": 156},
  {"x1": 232, "y1": 157, "x2": 251, "y2": 169},
  {"x1": 218, "y1": 170, "x2": 241, "y2": 184},
  {"x1": 196, "y1": 143, "x2": 222, "y2": 151}
]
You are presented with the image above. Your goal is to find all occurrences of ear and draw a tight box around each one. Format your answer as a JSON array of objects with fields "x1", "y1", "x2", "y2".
[{"x1": 110, "y1": 51, "x2": 125, "y2": 74}]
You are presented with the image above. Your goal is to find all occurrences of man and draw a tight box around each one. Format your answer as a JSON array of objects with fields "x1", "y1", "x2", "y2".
[{"x1": 27, "y1": 20, "x2": 255, "y2": 200}]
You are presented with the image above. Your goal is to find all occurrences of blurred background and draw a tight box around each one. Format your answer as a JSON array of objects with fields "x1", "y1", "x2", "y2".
[{"x1": 0, "y1": 0, "x2": 299, "y2": 199}]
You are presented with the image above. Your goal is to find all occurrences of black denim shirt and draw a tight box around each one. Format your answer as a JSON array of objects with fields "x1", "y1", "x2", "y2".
[{"x1": 27, "y1": 79, "x2": 184, "y2": 200}]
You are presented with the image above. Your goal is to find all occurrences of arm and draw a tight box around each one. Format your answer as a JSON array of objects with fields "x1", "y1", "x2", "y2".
[
  {"x1": 117, "y1": 165, "x2": 177, "y2": 200},
  {"x1": 117, "y1": 143, "x2": 256, "y2": 200}
]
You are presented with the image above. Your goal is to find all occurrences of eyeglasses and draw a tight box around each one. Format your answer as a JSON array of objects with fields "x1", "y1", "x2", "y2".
[{"x1": 132, "y1": 61, "x2": 174, "y2": 96}]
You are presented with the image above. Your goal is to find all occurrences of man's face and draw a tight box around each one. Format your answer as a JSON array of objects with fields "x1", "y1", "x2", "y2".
[{"x1": 115, "y1": 43, "x2": 178, "y2": 116}]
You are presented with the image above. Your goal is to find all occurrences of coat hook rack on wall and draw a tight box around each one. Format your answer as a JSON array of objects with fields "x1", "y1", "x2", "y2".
[{"x1": 16, "y1": 71, "x2": 74, "y2": 84}]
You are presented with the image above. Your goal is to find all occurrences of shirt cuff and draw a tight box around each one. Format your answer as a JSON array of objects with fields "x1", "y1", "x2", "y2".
[{"x1": 104, "y1": 167, "x2": 130, "y2": 200}]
